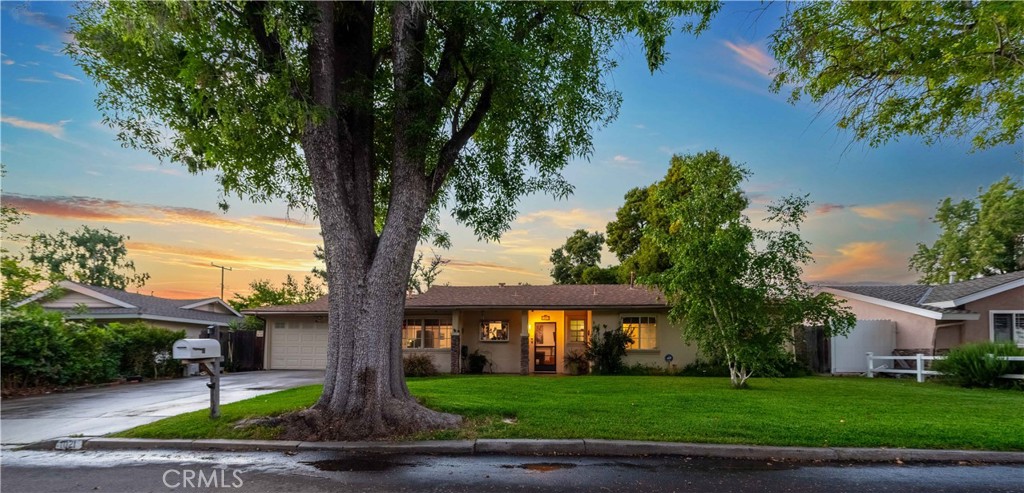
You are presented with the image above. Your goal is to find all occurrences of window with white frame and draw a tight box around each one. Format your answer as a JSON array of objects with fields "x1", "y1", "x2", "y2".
[
  {"x1": 402, "y1": 318, "x2": 452, "y2": 349},
  {"x1": 568, "y1": 319, "x2": 586, "y2": 342},
  {"x1": 991, "y1": 311, "x2": 1024, "y2": 345},
  {"x1": 621, "y1": 315, "x2": 657, "y2": 350},
  {"x1": 480, "y1": 320, "x2": 509, "y2": 342}
]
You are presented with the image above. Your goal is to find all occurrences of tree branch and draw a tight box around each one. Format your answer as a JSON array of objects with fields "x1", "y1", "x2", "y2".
[
  {"x1": 429, "y1": 81, "x2": 494, "y2": 195},
  {"x1": 239, "y1": 1, "x2": 305, "y2": 101}
]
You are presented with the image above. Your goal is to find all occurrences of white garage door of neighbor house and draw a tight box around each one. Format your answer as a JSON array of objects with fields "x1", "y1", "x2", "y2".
[{"x1": 270, "y1": 321, "x2": 328, "y2": 370}]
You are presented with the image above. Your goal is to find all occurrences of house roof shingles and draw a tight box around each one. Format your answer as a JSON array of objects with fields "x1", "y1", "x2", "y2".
[
  {"x1": 922, "y1": 271, "x2": 1024, "y2": 304},
  {"x1": 59, "y1": 284, "x2": 242, "y2": 326},
  {"x1": 245, "y1": 284, "x2": 668, "y2": 314},
  {"x1": 825, "y1": 271, "x2": 1024, "y2": 315}
]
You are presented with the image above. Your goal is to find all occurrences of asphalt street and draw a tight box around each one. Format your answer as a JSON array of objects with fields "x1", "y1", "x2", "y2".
[
  {"x1": 2, "y1": 449, "x2": 1022, "y2": 493},
  {"x1": 0, "y1": 371, "x2": 324, "y2": 444}
]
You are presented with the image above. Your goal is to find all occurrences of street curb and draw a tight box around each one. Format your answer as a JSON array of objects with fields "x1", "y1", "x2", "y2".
[{"x1": 19, "y1": 437, "x2": 1024, "y2": 464}]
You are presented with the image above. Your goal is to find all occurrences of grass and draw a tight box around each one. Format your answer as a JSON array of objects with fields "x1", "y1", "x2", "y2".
[{"x1": 114, "y1": 376, "x2": 1024, "y2": 451}]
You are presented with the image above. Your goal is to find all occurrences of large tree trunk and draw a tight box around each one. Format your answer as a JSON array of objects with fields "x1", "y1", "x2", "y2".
[{"x1": 279, "y1": 2, "x2": 461, "y2": 441}]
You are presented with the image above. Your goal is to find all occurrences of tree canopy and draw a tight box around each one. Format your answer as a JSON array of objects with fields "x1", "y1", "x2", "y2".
[
  {"x1": 70, "y1": 1, "x2": 721, "y2": 438},
  {"x1": 549, "y1": 229, "x2": 609, "y2": 284},
  {"x1": 910, "y1": 176, "x2": 1024, "y2": 283},
  {"x1": 645, "y1": 151, "x2": 854, "y2": 388},
  {"x1": 230, "y1": 275, "x2": 325, "y2": 310},
  {"x1": 772, "y1": 1, "x2": 1024, "y2": 149},
  {"x1": 26, "y1": 226, "x2": 149, "y2": 290},
  {"x1": 606, "y1": 186, "x2": 673, "y2": 280}
]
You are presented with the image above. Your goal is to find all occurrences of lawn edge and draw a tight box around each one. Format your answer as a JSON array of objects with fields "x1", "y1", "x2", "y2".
[{"x1": 22, "y1": 437, "x2": 1024, "y2": 464}]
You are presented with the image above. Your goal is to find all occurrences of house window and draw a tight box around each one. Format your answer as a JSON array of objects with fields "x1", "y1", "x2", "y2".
[
  {"x1": 991, "y1": 311, "x2": 1024, "y2": 345},
  {"x1": 273, "y1": 321, "x2": 286, "y2": 329},
  {"x1": 480, "y1": 320, "x2": 509, "y2": 342},
  {"x1": 569, "y1": 319, "x2": 586, "y2": 342},
  {"x1": 403, "y1": 318, "x2": 452, "y2": 349},
  {"x1": 622, "y1": 315, "x2": 657, "y2": 350}
]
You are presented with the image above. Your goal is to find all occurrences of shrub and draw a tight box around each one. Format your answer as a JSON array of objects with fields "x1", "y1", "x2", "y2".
[
  {"x1": 678, "y1": 359, "x2": 730, "y2": 377},
  {"x1": 620, "y1": 363, "x2": 670, "y2": 376},
  {"x1": 63, "y1": 321, "x2": 121, "y2": 385},
  {"x1": 932, "y1": 342, "x2": 1024, "y2": 389},
  {"x1": 403, "y1": 353, "x2": 439, "y2": 377},
  {"x1": 563, "y1": 349, "x2": 589, "y2": 375},
  {"x1": 0, "y1": 305, "x2": 69, "y2": 389},
  {"x1": 585, "y1": 324, "x2": 634, "y2": 375},
  {"x1": 109, "y1": 322, "x2": 185, "y2": 379},
  {"x1": 466, "y1": 349, "x2": 489, "y2": 374}
]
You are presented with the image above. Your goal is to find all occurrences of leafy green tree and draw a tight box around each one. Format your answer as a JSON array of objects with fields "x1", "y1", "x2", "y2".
[
  {"x1": 771, "y1": 1, "x2": 1024, "y2": 149},
  {"x1": 910, "y1": 176, "x2": 1024, "y2": 283},
  {"x1": 25, "y1": 226, "x2": 150, "y2": 290},
  {"x1": 230, "y1": 275, "x2": 325, "y2": 311},
  {"x1": 69, "y1": 1, "x2": 720, "y2": 437},
  {"x1": 407, "y1": 251, "x2": 449, "y2": 295},
  {"x1": 606, "y1": 186, "x2": 673, "y2": 280},
  {"x1": 646, "y1": 152, "x2": 854, "y2": 388},
  {"x1": 0, "y1": 201, "x2": 45, "y2": 307},
  {"x1": 550, "y1": 229, "x2": 609, "y2": 284}
]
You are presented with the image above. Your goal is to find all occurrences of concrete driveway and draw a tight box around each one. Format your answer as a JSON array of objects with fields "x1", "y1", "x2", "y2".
[{"x1": 0, "y1": 370, "x2": 323, "y2": 445}]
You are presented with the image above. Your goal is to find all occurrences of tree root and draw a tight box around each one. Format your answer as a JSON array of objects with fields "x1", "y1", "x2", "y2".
[{"x1": 276, "y1": 398, "x2": 462, "y2": 441}]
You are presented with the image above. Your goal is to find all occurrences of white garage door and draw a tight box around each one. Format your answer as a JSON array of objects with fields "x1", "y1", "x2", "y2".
[{"x1": 270, "y1": 321, "x2": 328, "y2": 370}]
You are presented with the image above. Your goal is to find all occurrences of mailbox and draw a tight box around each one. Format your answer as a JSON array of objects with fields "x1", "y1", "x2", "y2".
[{"x1": 172, "y1": 339, "x2": 221, "y2": 361}]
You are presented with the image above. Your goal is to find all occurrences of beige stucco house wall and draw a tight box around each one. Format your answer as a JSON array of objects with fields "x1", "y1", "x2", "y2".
[{"x1": 963, "y1": 286, "x2": 1024, "y2": 342}]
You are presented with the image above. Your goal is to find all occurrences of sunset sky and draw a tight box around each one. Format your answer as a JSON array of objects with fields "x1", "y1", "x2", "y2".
[{"x1": 2, "y1": 2, "x2": 1021, "y2": 300}]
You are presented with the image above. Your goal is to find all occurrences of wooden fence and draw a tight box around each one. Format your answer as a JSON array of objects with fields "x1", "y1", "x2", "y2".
[{"x1": 865, "y1": 352, "x2": 1024, "y2": 383}]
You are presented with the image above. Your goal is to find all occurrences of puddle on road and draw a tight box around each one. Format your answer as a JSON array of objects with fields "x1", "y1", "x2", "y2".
[
  {"x1": 501, "y1": 462, "x2": 578, "y2": 472},
  {"x1": 303, "y1": 458, "x2": 417, "y2": 472}
]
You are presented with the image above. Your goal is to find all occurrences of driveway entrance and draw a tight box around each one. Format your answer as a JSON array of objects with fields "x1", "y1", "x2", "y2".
[{"x1": 0, "y1": 370, "x2": 323, "y2": 445}]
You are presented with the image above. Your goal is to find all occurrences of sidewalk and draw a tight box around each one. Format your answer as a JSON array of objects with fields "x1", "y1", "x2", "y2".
[{"x1": 23, "y1": 437, "x2": 1024, "y2": 464}]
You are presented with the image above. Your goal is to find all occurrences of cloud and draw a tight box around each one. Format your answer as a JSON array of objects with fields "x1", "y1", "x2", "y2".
[
  {"x1": 1, "y1": 116, "x2": 68, "y2": 138},
  {"x1": 445, "y1": 259, "x2": 546, "y2": 278},
  {"x1": 131, "y1": 164, "x2": 183, "y2": 176},
  {"x1": 849, "y1": 202, "x2": 927, "y2": 222},
  {"x1": 2, "y1": 193, "x2": 322, "y2": 249},
  {"x1": 806, "y1": 241, "x2": 911, "y2": 283},
  {"x1": 816, "y1": 203, "x2": 854, "y2": 215},
  {"x1": 610, "y1": 155, "x2": 641, "y2": 168},
  {"x1": 723, "y1": 41, "x2": 775, "y2": 79},
  {"x1": 8, "y1": 7, "x2": 75, "y2": 43},
  {"x1": 515, "y1": 208, "x2": 611, "y2": 233},
  {"x1": 251, "y1": 215, "x2": 319, "y2": 229},
  {"x1": 126, "y1": 241, "x2": 317, "y2": 272},
  {"x1": 53, "y1": 71, "x2": 81, "y2": 82},
  {"x1": 2, "y1": 59, "x2": 13, "y2": 66},
  {"x1": 633, "y1": 124, "x2": 646, "y2": 129},
  {"x1": 17, "y1": 77, "x2": 50, "y2": 84}
]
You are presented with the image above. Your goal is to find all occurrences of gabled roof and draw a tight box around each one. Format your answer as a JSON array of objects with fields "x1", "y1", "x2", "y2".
[
  {"x1": 921, "y1": 271, "x2": 1024, "y2": 308},
  {"x1": 243, "y1": 284, "x2": 668, "y2": 315},
  {"x1": 823, "y1": 272, "x2": 1024, "y2": 321},
  {"x1": 17, "y1": 281, "x2": 242, "y2": 326}
]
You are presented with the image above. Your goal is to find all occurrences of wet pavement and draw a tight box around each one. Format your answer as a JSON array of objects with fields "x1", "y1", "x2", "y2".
[
  {"x1": 2, "y1": 449, "x2": 1021, "y2": 493},
  {"x1": 0, "y1": 371, "x2": 323, "y2": 444}
]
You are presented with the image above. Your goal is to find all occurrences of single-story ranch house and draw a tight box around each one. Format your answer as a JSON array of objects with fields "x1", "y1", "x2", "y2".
[
  {"x1": 244, "y1": 284, "x2": 698, "y2": 374},
  {"x1": 16, "y1": 280, "x2": 243, "y2": 337},
  {"x1": 823, "y1": 271, "x2": 1024, "y2": 373}
]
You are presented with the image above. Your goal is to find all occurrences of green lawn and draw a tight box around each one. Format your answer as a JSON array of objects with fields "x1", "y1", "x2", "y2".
[{"x1": 114, "y1": 376, "x2": 1024, "y2": 450}]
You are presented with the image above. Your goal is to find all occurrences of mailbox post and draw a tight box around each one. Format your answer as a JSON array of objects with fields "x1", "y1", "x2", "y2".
[{"x1": 172, "y1": 338, "x2": 223, "y2": 419}]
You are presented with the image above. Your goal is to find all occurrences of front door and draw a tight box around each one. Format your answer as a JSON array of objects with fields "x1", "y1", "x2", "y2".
[{"x1": 534, "y1": 322, "x2": 557, "y2": 372}]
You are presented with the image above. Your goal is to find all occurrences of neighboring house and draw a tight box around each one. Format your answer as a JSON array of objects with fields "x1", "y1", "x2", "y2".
[
  {"x1": 15, "y1": 280, "x2": 243, "y2": 338},
  {"x1": 243, "y1": 284, "x2": 698, "y2": 373},
  {"x1": 823, "y1": 272, "x2": 1024, "y2": 373}
]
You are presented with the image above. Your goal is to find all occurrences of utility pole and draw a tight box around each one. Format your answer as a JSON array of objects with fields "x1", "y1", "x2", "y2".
[{"x1": 211, "y1": 263, "x2": 233, "y2": 299}]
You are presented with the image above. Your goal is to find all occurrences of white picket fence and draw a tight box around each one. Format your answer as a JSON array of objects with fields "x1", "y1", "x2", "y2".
[{"x1": 865, "y1": 352, "x2": 1024, "y2": 383}]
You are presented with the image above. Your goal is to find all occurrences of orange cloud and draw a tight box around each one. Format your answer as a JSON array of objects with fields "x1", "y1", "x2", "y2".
[
  {"x1": 816, "y1": 203, "x2": 853, "y2": 215},
  {"x1": 723, "y1": 41, "x2": 774, "y2": 79},
  {"x1": 446, "y1": 259, "x2": 547, "y2": 277},
  {"x1": 850, "y1": 202, "x2": 927, "y2": 221},
  {"x1": 127, "y1": 241, "x2": 317, "y2": 272},
  {"x1": 3, "y1": 193, "x2": 322, "y2": 248},
  {"x1": 806, "y1": 241, "x2": 910, "y2": 283},
  {"x1": 515, "y1": 208, "x2": 611, "y2": 232}
]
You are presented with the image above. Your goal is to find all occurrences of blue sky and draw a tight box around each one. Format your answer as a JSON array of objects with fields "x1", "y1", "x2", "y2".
[{"x1": 2, "y1": 2, "x2": 1021, "y2": 298}]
